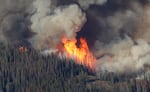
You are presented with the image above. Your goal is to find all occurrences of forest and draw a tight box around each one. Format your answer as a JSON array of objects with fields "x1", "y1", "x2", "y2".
[{"x1": 0, "y1": 43, "x2": 149, "y2": 92}]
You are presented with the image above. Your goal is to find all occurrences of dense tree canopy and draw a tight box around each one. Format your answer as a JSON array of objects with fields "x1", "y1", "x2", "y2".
[{"x1": 0, "y1": 43, "x2": 149, "y2": 92}]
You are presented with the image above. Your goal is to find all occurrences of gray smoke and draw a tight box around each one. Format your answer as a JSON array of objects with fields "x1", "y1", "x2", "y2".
[
  {"x1": 134, "y1": 4, "x2": 150, "y2": 43},
  {"x1": 92, "y1": 1, "x2": 150, "y2": 74},
  {"x1": 0, "y1": 0, "x2": 149, "y2": 74},
  {"x1": 30, "y1": 0, "x2": 86, "y2": 51},
  {"x1": 95, "y1": 37, "x2": 150, "y2": 74},
  {"x1": 0, "y1": 0, "x2": 33, "y2": 45},
  {"x1": 77, "y1": 0, "x2": 107, "y2": 9}
]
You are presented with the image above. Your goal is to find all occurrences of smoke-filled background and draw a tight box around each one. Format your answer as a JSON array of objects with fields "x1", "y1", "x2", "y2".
[{"x1": 0, "y1": 0, "x2": 150, "y2": 74}]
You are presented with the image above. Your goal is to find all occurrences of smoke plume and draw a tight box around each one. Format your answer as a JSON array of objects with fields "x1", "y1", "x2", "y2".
[
  {"x1": 0, "y1": 0, "x2": 33, "y2": 45},
  {"x1": 92, "y1": 1, "x2": 150, "y2": 74},
  {"x1": 30, "y1": 0, "x2": 86, "y2": 51},
  {"x1": 0, "y1": 0, "x2": 149, "y2": 74},
  {"x1": 95, "y1": 37, "x2": 150, "y2": 74}
]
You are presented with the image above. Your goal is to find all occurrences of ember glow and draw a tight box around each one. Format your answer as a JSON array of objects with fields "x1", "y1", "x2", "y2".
[
  {"x1": 19, "y1": 46, "x2": 27, "y2": 53},
  {"x1": 62, "y1": 37, "x2": 96, "y2": 70}
]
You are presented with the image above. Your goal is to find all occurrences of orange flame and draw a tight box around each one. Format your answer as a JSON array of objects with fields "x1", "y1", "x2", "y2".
[
  {"x1": 62, "y1": 37, "x2": 96, "y2": 70},
  {"x1": 19, "y1": 46, "x2": 27, "y2": 53}
]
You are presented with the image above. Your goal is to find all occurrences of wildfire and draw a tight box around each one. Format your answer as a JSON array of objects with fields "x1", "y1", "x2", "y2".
[
  {"x1": 62, "y1": 37, "x2": 96, "y2": 70},
  {"x1": 19, "y1": 46, "x2": 27, "y2": 53}
]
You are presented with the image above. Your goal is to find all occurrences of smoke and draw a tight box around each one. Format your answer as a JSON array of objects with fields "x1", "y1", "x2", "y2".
[
  {"x1": 30, "y1": 0, "x2": 150, "y2": 74},
  {"x1": 92, "y1": 1, "x2": 150, "y2": 74},
  {"x1": 0, "y1": 0, "x2": 149, "y2": 74},
  {"x1": 134, "y1": 5, "x2": 150, "y2": 43},
  {"x1": 77, "y1": 0, "x2": 107, "y2": 9},
  {"x1": 30, "y1": 0, "x2": 86, "y2": 50},
  {"x1": 0, "y1": 0, "x2": 33, "y2": 45},
  {"x1": 95, "y1": 37, "x2": 150, "y2": 74}
]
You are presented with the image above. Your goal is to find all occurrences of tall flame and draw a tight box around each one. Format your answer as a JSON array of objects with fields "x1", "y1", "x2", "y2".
[{"x1": 62, "y1": 37, "x2": 96, "y2": 70}]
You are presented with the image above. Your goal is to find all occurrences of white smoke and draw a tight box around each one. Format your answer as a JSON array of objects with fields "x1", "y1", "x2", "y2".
[
  {"x1": 30, "y1": 0, "x2": 86, "y2": 50},
  {"x1": 95, "y1": 37, "x2": 150, "y2": 74},
  {"x1": 30, "y1": 0, "x2": 150, "y2": 74},
  {"x1": 91, "y1": 2, "x2": 150, "y2": 74}
]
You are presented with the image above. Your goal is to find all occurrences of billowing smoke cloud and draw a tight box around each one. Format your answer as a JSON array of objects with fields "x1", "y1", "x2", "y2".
[
  {"x1": 0, "y1": 0, "x2": 33, "y2": 45},
  {"x1": 95, "y1": 37, "x2": 150, "y2": 74},
  {"x1": 92, "y1": 1, "x2": 150, "y2": 74},
  {"x1": 30, "y1": 0, "x2": 86, "y2": 51},
  {"x1": 0, "y1": 0, "x2": 149, "y2": 74}
]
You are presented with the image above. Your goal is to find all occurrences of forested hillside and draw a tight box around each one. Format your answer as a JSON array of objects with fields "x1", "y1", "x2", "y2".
[{"x1": 0, "y1": 43, "x2": 149, "y2": 92}]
